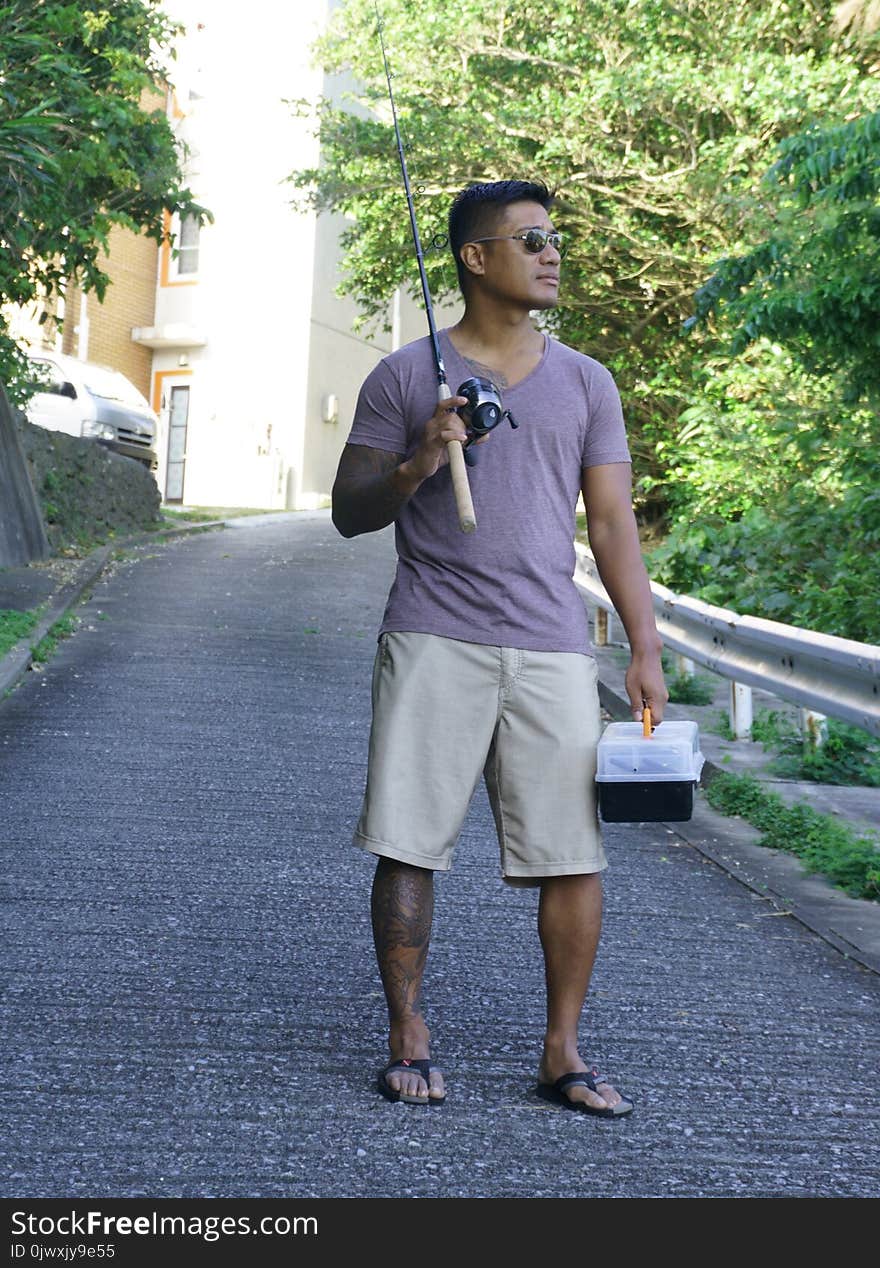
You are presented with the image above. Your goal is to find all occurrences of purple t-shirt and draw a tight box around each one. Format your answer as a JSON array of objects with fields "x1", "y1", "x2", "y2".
[{"x1": 346, "y1": 328, "x2": 631, "y2": 653}]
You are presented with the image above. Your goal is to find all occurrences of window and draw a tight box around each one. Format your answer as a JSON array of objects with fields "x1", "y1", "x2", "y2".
[{"x1": 176, "y1": 213, "x2": 200, "y2": 275}]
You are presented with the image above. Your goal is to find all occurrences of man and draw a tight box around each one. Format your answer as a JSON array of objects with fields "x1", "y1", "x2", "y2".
[{"x1": 332, "y1": 180, "x2": 667, "y2": 1116}]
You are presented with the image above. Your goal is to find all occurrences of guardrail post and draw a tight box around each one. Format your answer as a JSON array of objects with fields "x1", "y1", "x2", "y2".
[
  {"x1": 594, "y1": 607, "x2": 610, "y2": 647},
  {"x1": 729, "y1": 681, "x2": 753, "y2": 740},
  {"x1": 800, "y1": 709, "x2": 828, "y2": 750},
  {"x1": 675, "y1": 655, "x2": 695, "y2": 678}
]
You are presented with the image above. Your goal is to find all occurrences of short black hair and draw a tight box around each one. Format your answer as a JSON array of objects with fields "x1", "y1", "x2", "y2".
[{"x1": 448, "y1": 180, "x2": 555, "y2": 291}]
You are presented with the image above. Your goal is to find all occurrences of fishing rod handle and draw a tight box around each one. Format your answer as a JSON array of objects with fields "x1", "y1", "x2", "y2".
[{"x1": 438, "y1": 381, "x2": 476, "y2": 533}]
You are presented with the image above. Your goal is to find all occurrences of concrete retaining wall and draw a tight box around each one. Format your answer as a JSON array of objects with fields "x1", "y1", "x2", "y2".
[
  {"x1": 2, "y1": 390, "x2": 161, "y2": 558},
  {"x1": 0, "y1": 384, "x2": 50, "y2": 567}
]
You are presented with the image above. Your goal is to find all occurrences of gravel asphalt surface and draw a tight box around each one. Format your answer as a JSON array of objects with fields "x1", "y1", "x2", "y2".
[{"x1": 1, "y1": 512, "x2": 878, "y2": 1199}]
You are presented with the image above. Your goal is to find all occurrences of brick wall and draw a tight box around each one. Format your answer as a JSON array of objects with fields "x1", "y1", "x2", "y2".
[{"x1": 62, "y1": 225, "x2": 158, "y2": 399}]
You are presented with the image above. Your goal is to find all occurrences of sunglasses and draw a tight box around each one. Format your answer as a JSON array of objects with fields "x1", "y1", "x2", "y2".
[{"x1": 468, "y1": 228, "x2": 566, "y2": 257}]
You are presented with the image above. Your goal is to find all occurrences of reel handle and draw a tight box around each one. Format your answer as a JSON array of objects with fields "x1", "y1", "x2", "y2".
[{"x1": 438, "y1": 381, "x2": 476, "y2": 533}]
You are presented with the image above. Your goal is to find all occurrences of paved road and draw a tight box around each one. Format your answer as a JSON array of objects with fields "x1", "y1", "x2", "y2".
[{"x1": 1, "y1": 514, "x2": 878, "y2": 1198}]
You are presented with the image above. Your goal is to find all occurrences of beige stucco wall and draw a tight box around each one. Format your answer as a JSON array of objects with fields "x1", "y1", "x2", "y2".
[{"x1": 301, "y1": 205, "x2": 463, "y2": 506}]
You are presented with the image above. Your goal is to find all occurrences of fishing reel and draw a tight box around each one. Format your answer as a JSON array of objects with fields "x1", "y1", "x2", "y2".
[{"x1": 456, "y1": 377, "x2": 518, "y2": 466}]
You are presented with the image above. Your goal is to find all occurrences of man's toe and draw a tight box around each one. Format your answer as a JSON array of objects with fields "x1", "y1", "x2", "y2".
[
  {"x1": 565, "y1": 1084, "x2": 610, "y2": 1110},
  {"x1": 398, "y1": 1073, "x2": 428, "y2": 1099}
]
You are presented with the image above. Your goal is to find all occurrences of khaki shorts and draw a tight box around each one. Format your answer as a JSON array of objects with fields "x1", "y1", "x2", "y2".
[{"x1": 354, "y1": 632, "x2": 606, "y2": 886}]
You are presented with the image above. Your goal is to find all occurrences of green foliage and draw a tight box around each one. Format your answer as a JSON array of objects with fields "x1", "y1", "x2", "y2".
[
  {"x1": 711, "y1": 710, "x2": 736, "y2": 741},
  {"x1": 668, "y1": 103, "x2": 880, "y2": 639},
  {"x1": 0, "y1": 608, "x2": 39, "y2": 657},
  {"x1": 706, "y1": 771, "x2": 880, "y2": 900},
  {"x1": 666, "y1": 672, "x2": 716, "y2": 706},
  {"x1": 31, "y1": 614, "x2": 78, "y2": 664},
  {"x1": 291, "y1": 0, "x2": 880, "y2": 512},
  {"x1": 0, "y1": 0, "x2": 209, "y2": 401},
  {"x1": 751, "y1": 708, "x2": 880, "y2": 786},
  {"x1": 689, "y1": 111, "x2": 880, "y2": 399},
  {"x1": 649, "y1": 469, "x2": 880, "y2": 642},
  {"x1": 648, "y1": 335, "x2": 880, "y2": 641},
  {"x1": 660, "y1": 643, "x2": 717, "y2": 704},
  {"x1": 296, "y1": 0, "x2": 880, "y2": 635}
]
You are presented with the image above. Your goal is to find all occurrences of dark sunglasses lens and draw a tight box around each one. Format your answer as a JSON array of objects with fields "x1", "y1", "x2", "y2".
[{"x1": 523, "y1": 229, "x2": 565, "y2": 255}]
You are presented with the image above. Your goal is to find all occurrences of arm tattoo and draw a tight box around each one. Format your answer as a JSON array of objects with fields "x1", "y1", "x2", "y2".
[{"x1": 331, "y1": 444, "x2": 410, "y2": 538}]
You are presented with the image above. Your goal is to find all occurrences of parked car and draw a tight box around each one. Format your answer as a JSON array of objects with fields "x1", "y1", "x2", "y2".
[{"x1": 25, "y1": 351, "x2": 159, "y2": 471}]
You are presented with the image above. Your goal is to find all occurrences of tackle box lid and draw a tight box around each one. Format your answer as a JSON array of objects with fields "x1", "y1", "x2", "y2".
[{"x1": 596, "y1": 719, "x2": 704, "y2": 784}]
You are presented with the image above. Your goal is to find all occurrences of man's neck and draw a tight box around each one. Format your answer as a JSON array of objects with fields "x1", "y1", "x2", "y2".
[
  {"x1": 449, "y1": 297, "x2": 544, "y2": 363},
  {"x1": 446, "y1": 303, "x2": 545, "y2": 390}
]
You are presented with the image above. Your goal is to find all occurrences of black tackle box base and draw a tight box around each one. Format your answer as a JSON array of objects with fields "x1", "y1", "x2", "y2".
[{"x1": 598, "y1": 779, "x2": 696, "y2": 823}]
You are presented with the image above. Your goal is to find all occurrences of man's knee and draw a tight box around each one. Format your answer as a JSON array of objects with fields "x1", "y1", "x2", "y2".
[{"x1": 375, "y1": 856, "x2": 435, "y2": 879}]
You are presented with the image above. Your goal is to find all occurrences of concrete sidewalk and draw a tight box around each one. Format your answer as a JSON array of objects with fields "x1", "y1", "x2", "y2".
[{"x1": 1, "y1": 512, "x2": 878, "y2": 1198}]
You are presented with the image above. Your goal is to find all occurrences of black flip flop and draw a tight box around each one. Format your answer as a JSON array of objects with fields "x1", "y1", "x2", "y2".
[
  {"x1": 377, "y1": 1058, "x2": 446, "y2": 1106},
  {"x1": 536, "y1": 1069, "x2": 634, "y2": 1118}
]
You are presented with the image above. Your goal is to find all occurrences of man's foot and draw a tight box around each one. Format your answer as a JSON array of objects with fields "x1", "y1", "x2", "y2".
[
  {"x1": 378, "y1": 1058, "x2": 446, "y2": 1105},
  {"x1": 379, "y1": 1021, "x2": 446, "y2": 1104},
  {"x1": 538, "y1": 1052, "x2": 632, "y2": 1115}
]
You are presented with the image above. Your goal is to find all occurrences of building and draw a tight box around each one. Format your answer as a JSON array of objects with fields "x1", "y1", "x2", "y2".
[{"x1": 28, "y1": 0, "x2": 459, "y2": 510}]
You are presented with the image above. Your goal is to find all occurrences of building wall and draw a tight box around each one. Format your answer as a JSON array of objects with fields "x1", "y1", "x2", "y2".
[
  {"x1": 12, "y1": 0, "x2": 466, "y2": 511},
  {"x1": 299, "y1": 25, "x2": 464, "y2": 507},
  {"x1": 302, "y1": 224, "x2": 463, "y2": 504},
  {"x1": 146, "y1": 0, "x2": 329, "y2": 509}
]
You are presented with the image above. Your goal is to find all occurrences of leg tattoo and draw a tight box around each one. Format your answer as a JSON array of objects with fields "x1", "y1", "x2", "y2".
[{"x1": 371, "y1": 858, "x2": 434, "y2": 1024}]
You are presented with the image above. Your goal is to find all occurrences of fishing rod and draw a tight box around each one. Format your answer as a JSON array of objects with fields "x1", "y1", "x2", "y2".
[{"x1": 374, "y1": 4, "x2": 476, "y2": 533}]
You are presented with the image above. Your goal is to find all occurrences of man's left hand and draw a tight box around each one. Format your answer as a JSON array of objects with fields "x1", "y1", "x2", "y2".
[{"x1": 625, "y1": 650, "x2": 668, "y2": 726}]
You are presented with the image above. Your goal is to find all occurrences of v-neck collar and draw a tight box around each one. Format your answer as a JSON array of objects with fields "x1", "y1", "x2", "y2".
[{"x1": 439, "y1": 329, "x2": 551, "y2": 392}]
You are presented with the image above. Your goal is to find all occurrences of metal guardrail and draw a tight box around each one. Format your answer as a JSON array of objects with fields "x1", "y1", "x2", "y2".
[{"x1": 573, "y1": 542, "x2": 880, "y2": 739}]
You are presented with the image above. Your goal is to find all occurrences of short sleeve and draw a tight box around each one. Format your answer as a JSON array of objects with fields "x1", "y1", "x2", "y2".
[
  {"x1": 581, "y1": 364, "x2": 631, "y2": 468},
  {"x1": 346, "y1": 357, "x2": 408, "y2": 454}
]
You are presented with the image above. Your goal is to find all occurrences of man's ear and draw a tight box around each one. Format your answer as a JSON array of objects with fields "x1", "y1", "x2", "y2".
[{"x1": 459, "y1": 242, "x2": 485, "y2": 279}]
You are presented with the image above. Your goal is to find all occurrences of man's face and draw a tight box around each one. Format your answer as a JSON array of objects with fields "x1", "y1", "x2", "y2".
[{"x1": 463, "y1": 199, "x2": 562, "y2": 311}]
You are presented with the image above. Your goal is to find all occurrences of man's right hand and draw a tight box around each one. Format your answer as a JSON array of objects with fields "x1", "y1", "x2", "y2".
[
  {"x1": 331, "y1": 397, "x2": 488, "y2": 538},
  {"x1": 402, "y1": 395, "x2": 471, "y2": 484}
]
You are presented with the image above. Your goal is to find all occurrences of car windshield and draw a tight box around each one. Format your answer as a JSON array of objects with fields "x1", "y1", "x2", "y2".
[{"x1": 79, "y1": 364, "x2": 150, "y2": 408}]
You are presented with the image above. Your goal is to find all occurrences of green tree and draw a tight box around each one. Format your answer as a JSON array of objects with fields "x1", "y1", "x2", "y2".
[
  {"x1": 294, "y1": 0, "x2": 880, "y2": 639},
  {"x1": 688, "y1": 111, "x2": 880, "y2": 400},
  {"x1": 669, "y1": 39, "x2": 880, "y2": 640},
  {"x1": 0, "y1": 0, "x2": 207, "y2": 402},
  {"x1": 291, "y1": 0, "x2": 880, "y2": 517}
]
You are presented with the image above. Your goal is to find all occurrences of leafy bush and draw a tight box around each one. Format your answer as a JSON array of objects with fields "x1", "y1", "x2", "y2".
[
  {"x1": 751, "y1": 709, "x2": 880, "y2": 787},
  {"x1": 647, "y1": 336, "x2": 880, "y2": 643},
  {"x1": 0, "y1": 608, "x2": 39, "y2": 658},
  {"x1": 655, "y1": 109, "x2": 880, "y2": 643},
  {"x1": 666, "y1": 672, "x2": 716, "y2": 706},
  {"x1": 706, "y1": 772, "x2": 880, "y2": 900}
]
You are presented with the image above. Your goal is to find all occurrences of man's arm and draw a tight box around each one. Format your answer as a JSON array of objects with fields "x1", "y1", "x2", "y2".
[
  {"x1": 331, "y1": 395, "x2": 469, "y2": 538},
  {"x1": 582, "y1": 462, "x2": 668, "y2": 723},
  {"x1": 332, "y1": 445, "x2": 415, "y2": 538}
]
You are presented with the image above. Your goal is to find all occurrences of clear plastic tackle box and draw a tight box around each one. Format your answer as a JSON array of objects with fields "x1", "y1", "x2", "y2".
[{"x1": 596, "y1": 720, "x2": 705, "y2": 823}]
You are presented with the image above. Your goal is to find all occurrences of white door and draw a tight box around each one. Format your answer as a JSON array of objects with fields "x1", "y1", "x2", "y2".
[{"x1": 163, "y1": 384, "x2": 191, "y2": 503}]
